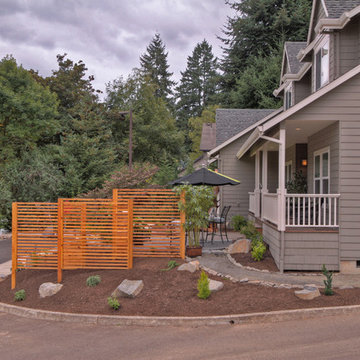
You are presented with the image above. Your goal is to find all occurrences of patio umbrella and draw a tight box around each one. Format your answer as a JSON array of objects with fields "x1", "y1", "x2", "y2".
[{"x1": 170, "y1": 168, "x2": 240, "y2": 186}]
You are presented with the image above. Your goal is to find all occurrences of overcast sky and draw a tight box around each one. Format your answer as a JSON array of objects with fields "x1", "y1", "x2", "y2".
[{"x1": 0, "y1": 0, "x2": 235, "y2": 95}]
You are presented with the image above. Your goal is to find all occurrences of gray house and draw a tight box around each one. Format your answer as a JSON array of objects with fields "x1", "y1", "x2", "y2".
[{"x1": 209, "y1": 0, "x2": 360, "y2": 274}]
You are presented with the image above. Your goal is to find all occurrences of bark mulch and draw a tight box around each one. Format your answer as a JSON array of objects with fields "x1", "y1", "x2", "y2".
[
  {"x1": 230, "y1": 249, "x2": 280, "y2": 272},
  {"x1": 1, "y1": 257, "x2": 360, "y2": 317}
]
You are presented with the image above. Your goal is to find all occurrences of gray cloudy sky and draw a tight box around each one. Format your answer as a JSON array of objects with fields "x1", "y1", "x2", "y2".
[{"x1": 0, "y1": 0, "x2": 234, "y2": 94}]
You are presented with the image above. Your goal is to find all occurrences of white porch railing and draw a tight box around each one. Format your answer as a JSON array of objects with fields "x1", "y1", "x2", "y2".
[
  {"x1": 262, "y1": 193, "x2": 278, "y2": 225},
  {"x1": 248, "y1": 193, "x2": 340, "y2": 228},
  {"x1": 249, "y1": 192, "x2": 255, "y2": 214},
  {"x1": 285, "y1": 194, "x2": 340, "y2": 227}
]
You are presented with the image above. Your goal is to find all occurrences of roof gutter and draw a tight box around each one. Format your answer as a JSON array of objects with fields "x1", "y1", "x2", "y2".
[{"x1": 236, "y1": 127, "x2": 263, "y2": 159}]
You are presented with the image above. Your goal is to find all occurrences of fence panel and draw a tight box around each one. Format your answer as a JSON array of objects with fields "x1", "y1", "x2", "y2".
[
  {"x1": 115, "y1": 189, "x2": 185, "y2": 258},
  {"x1": 12, "y1": 202, "x2": 58, "y2": 288},
  {"x1": 60, "y1": 198, "x2": 133, "y2": 270}
]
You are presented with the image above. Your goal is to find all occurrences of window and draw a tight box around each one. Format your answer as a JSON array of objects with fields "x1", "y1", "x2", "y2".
[
  {"x1": 314, "y1": 36, "x2": 329, "y2": 91},
  {"x1": 285, "y1": 161, "x2": 292, "y2": 184},
  {"x1": 284, "y1": 83, "x2": 293, "y2": 110},
  {"x1": 314, "y1": 147, "x2": 329, "y2": 194}
]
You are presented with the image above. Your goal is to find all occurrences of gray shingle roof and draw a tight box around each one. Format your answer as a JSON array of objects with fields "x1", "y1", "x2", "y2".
[
  {"x1": 324, "y1": 0, "x2": 360, "y2": 18},
  {"x1": 216, "y1": 109, "x2": 275, "y2": 146},
  {"x1": 285, "y1": 42, "x2": 307, "y2": 74},
  {"x1": 199, "y1": 123, "x2": 216, "y2": 151}
]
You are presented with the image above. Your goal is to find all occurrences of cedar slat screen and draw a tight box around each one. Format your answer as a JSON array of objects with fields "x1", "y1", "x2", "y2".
[
  {"x1": 115, "y1": 189, "x2": 185, "y2": 258},
  {"x1": 60, "y1": 198, "x2": 132, "y2": 270},
  {"x1": 11, "y1": 189, "x2": 184, "y2": 289}
]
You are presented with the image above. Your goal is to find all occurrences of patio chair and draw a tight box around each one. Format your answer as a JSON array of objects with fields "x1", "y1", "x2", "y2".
[{"x1": 206, "y1": 206, "x2": 231, "y2": 243}]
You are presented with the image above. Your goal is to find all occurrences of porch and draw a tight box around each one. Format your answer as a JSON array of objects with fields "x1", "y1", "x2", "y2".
[{"x1": 239, "y1": 120, "x2": 341, "y2": 271}]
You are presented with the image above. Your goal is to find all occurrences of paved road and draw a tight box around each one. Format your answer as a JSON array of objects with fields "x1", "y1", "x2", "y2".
[
  {"x1": 1, "y1": 312, "x2": 360, "y2": 359},
  {"x1": 0, "y1": 239, "x2": 11, "y2": 264}
]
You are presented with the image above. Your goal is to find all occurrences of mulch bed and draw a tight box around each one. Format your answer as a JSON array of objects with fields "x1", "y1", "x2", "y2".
[
  {"x1": 1, "y1": 257, "x2": 360, "y2": 317},
  {"x1": 230, "y1": 249, "x2": 280, "y2": 272}
]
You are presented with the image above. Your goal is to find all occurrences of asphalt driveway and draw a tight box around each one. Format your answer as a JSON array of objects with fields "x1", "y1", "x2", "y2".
[{"x1": 0, "y1": 238, "x2": 11, "y2": 264}]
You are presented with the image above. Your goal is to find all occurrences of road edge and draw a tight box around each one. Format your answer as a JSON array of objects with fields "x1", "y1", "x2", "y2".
[{"x1": 1, "y1": 302, "x2": 360, "y2": 327}]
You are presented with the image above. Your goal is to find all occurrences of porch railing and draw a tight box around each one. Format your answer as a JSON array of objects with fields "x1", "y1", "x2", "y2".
[
  {"x1": 262, "y1": 193, "x2": 278, "y2": 225},
  {"x1": 249, "y1": 192, "x2": 255, "y2": 214},
  {"x1": 285, "y1": 194, "x2": 340, "y2": 227}
]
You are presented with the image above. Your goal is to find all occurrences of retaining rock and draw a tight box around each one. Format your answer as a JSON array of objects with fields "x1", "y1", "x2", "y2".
[
  {"x1": 209, "y1": 279, "x2": 224, "y2": 292},
  {"x1": 112, "y1": 279, "x2": 144, "y2": 298},
  {"x1": 228, "y1": 239, "x2": 251, "y2": 254},
  {"x1": 39, "y1": 282, "x2": 63, "y2": 298},
  {"x1": 294, "y1": 284, "x2": 321, "y2": 300}
]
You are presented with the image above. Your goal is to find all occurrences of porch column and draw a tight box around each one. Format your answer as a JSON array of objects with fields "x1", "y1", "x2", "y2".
[
  {"x1": 278, "y1": 123, "x2": 286, "y2": 273},
  {"x1": 254, "y1": 150, "x2": 261, "y2": 218},
  {"x1": 277, "y1": 124, "x2": 286, "y2": 232},
  {"x1": 261, "y1": 148, "x2": 268, "y2": 220}
]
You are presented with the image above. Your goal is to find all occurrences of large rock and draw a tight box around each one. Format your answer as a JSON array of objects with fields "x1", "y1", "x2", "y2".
[
  {"x1": 112, "y1": 279, "x2": 144, "y2": 298},
  {"x1": 39, "y1": 282, "x2": 63, "y2": 298},
  {"x1": 228, "y1": 239, "x2": 251, "y2": 254},
  {"x1": 177, "y1": 261, "x2": 199, "y2": 273},
  {"x1": 209, "y1": 279, "x2": 224, "y2": 292},
  {"x1": 294, "y1": 284, "x2": 321, "y2": 300}
]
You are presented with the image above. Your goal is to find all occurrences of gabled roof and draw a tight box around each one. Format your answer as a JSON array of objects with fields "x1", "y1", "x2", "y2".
[
  {"x1": 285, "y1": 42, "x2": 307, "y2": 75},
  {"x1": 237, "y1": 64, "x2": 360, "y2": 159},
  {"x1": 199, "y1": 123, "x2": 216, "y2": 151},
  {"x1": 324, "y1": 0, "x2": 360, "y2": 18},
  {"x1": 208, "y1": 108, "x2": 282, "y2": 157},
  {"x1": 215, "y1": 109, "x2": 276, "y2": 147}
]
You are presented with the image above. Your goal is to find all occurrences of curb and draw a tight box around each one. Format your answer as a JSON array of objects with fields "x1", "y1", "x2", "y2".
[{"x1": 1, "y1": 301, "x2": 360, "y2": 327}]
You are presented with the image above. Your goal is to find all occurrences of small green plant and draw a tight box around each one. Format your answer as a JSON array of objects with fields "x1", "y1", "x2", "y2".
[
  {"x1": 86, "y1": 275, "x2": 101, "y2": 287},
  {"x1": 197, "y1": 271, "x2": 211, "y2": 299},
  {"x1": 240, "y1": 222, "x2": 258, "y2": 239},
  {"x1": 251, "y1": 241, "x2": 266, "y2": 261},
  {"x1": 322, "y1": 264, "x2": 334, "y2": 296},
  {"x1": 231, "y1": 215, "x2": 248, "y2": 231},
  {"x1": 107, "y1": 296, "x2": 120, "y2": 310},
  {"x1": 161, "y1": 260, "x2": 179, "y2": 271},
  {"x1": 14, "y1": 289, "x2": 26, "y2": 302}
]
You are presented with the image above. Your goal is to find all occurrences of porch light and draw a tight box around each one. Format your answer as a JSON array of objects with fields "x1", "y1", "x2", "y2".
[{"x1": 302, "y1": 159, "x2": 308, "y2": 166}]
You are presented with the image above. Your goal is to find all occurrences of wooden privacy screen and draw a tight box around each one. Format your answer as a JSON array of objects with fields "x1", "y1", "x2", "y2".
[
  {"x1": 11, "y1": 189, "x2": 184, "y2": 289},
  {"x1": 12, "y1": 202, "x2": 59, "y2": 288},
  {"x1": 115, "y1": 189, "x2": 185, "y2": 258},
  {"x1": 60, "y1": 198, "x2": 133, "y2": 272}
]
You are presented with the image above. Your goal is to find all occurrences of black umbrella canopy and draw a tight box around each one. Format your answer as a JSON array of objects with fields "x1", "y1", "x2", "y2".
[{"x1": 171, "y1": 168, "x2": 240, "y2": 186}]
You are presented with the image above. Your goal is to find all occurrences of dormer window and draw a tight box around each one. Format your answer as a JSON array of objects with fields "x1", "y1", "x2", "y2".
[
  {"x1": 314, "y1": 36, "x2": 329, "y2": 91},
  {"x1": 284, "y1": 83, "x2": 293, "y2": 110}
]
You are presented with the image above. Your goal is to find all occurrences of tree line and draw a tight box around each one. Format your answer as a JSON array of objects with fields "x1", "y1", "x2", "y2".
[{"x1": 0, "y1": 0, "x2": 312, "y2": 228}]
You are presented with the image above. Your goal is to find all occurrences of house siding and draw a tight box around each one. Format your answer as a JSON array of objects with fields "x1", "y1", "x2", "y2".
[
  {"x1": 338, "y1": 21, "x2": 360, "y2": 78},
  {"x1": 294, "y1": 71, "x2": 312, "y2": 104},
  {"x1": 219, "y1": 134, "x2": 254, "y2": 220},
  {"x1": 307, "y1": 122, "x2": 340, "y2": 194},
  {"x1": 262, "y1": 223, "x2": 281, "y2": 269},
  {"x1": 284, "y1": 231, "x2": 339, "y2": 271}
]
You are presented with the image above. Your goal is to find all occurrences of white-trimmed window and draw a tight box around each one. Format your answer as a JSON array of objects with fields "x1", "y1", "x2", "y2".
[
  {"x1": 314, "y1": 147, "x2": 330, "y2": 194},
  {"x1": 314, "y1": 36, "x2": 330, "y2": 91},
  {"x1": 285, "y1": 161, "x2": 292, "y2": 184},
  {"x1": 284, "y1": 83, "x2": 293, "y2": 110}
]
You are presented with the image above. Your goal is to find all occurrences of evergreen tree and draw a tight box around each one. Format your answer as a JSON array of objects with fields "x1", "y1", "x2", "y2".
[
  {"x1": 219, "y1": 0, "x2": 312, "y2": 105},
  {"x1": 175, "y1": 40, "x2": 218, "y2": 135},
  {"x1": 140, "y1": 33, "x2": 175, "y2": 106}
]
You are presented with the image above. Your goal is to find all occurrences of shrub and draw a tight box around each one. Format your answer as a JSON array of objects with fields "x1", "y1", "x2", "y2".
[
  {"x1": 231, "y1": 215, "x2": 248, "y2": 231},
  {"x1": 86, "y1": 275, "x2": 101, "y2": 287},
  {"x1": 197, "y1": 271, "x2": 211, "y2": 299},
  {"x1": 251, "y1": 241, "x2": 266, "y2": 261},
  {"x1": 161, "y1": 260, "x2": 179, "y2": 271},
  {"x1": 240, "y1": 222, "x2": 258, "y2": 239},
  {"x1": 322, "y1": 264, "x2": 334, "y2": 296},
  {"x1": 14, "y1": 289, "x2": 26, "y2": 302},
  {"x1": 107, "y1": 297, "x2": 120, "y2": 310}
]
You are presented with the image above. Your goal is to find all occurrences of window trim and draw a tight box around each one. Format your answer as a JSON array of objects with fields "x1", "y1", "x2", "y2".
[
  {"x1": 285, "y1": 160, "x2": 293, "y2": 184},
  {"x1": 313, "y1": 146, "x2": 330, "y2": 194},
  {"x1": 284, "y1": 83, "x2": 293, "y2": 110},
  {"x1": 314, "y1": 35, "x2": 330, "y2": 92}
]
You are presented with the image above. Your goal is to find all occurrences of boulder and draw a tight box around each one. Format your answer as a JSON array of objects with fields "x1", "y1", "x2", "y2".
[
  {"x1": 112, "y1": 279, "x2": 144, "y2": 298},
  {"x1": 39, "y1": 282, "x2": 63, "y2": 298},
  {"x1": 228, "y1": 239, "x2": 251, "y2": 254},
  {"x1": 177, "y1": 262, "x2": 198, "y2": 273},
  {"x1": 294, "y1": 284, "x2": 320, "y2": 300},
  {"x1": 209, "y1": 279, "x2": 224, "y2": 292}
]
